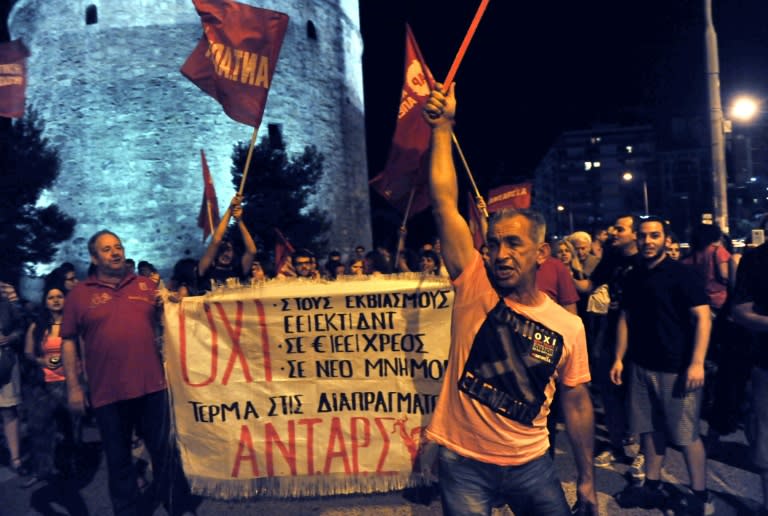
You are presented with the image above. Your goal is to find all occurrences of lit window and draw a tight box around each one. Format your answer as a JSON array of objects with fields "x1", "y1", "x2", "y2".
[
  {"x1": 593, "y1": 161, "x2": 601, "y2": 168},
  {"x1": 590, "y1": 136, "x2": 601, "y2": 144},
  {"x1": 584, "y1": 162, "x2": 592, "y2": 171},
  {"x1": 750, "y1": 177, "x2": 758, "y2": 182},
  {"x1": 626, "y1": 145, "x2": 633, "y2": 153}
]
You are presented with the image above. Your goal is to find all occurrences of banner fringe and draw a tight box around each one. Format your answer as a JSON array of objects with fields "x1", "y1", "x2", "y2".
[{"x1": 187, "y1": 472, "x2": 437, "y2": 499}]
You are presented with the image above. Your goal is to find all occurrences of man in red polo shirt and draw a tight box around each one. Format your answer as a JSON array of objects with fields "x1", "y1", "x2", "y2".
[{"x1": 62, "y1": 230, "x2": 195, "y2": 516}]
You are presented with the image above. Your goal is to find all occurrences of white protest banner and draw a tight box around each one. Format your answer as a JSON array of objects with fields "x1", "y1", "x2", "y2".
[{"x1": 163, "y1": 275, "x2": 453, "y2": 498}]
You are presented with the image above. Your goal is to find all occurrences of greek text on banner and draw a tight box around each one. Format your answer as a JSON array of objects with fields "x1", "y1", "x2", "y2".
[{"x1": 163, "y1": 275, "x2": 454, "y2": 498}]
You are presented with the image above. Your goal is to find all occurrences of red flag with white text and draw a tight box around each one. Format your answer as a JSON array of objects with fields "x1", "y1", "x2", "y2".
[
  {"x1": 181, "y1": 0, "x2": 289, "y2": 128},
  {"x1": 369, "y1": 25, "x2": 435, "y2": 218},
  {"x1": 487, "y1": 182, "x2": 533, "y2": 212},
  {"x1": 0, "y1": 39, "x2": 29, "y2": 119},
  {"x1": 197, "y1": 149, "x2": 221, "y2": 241}
]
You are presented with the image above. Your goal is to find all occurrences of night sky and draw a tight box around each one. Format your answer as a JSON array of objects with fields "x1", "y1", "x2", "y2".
[{"x1": 360, "y1": 0, "x2": 768, "y2": 244}]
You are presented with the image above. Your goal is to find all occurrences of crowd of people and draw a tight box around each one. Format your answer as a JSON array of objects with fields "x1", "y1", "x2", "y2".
[{"x1": 1, "y1": 89, "x2": 768, "y2": 516}]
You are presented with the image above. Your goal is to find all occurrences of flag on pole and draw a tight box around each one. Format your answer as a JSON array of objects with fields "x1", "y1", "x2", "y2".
[
  {"x1": 467, "y1": 193, "x2": 486, "y2": 250},
  {"x1": 369, "y1": 24, "x2": 434, "y2": 218},
  {"x1": 274, "y1": 227, "x2": 295, "y2": 273},
  {"x1": 0, "y1": 39, "x2": 29, "y2": 119},
  {"x1": 181, "y1": 0, "x2": 289, "y2": 128},
  {"x1": 487, "y1": 182, "x2": 533, "y2": 212},
  {"x1": 197, "y1": 149, "x2": 221, "y2": 241}
]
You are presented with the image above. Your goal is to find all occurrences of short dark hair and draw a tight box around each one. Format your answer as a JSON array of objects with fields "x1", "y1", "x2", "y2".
[
  {"x1": 615, "y1": 214, "x2": 638, "y2": 233},
  {"x1": 87, "y1": 230, "x2": 120, "y2": 257},
  {"x1": 637, "y1": 215, "x2": 668, "y2": 238}
]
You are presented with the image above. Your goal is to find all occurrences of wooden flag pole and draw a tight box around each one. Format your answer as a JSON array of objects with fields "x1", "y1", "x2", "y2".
[
  {"x1": 238, "y1": 126, "x2": 259, "y2": 195},
  {"x1": 442, "y1": 0, "x2": 491, "y2": 90},
  {"x1": 451, "y1": 131, "x2": 488, "y2": 219},
  {"x1": 394, "y1": 187, "x2": 417, "y2": 269},
  {"x1": 206, "y1": 200, "x2": 215, "y2": 237}
]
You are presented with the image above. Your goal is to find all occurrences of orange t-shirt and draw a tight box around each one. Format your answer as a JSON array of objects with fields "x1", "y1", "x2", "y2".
[{"x1": 425, "y1": 252, "x2": 591, "y2": 466}]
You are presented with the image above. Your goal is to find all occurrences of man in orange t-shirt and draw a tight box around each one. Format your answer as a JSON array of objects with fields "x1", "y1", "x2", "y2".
[{"x1": 423, "y1": 85, "x2": 597, "y2": 515}]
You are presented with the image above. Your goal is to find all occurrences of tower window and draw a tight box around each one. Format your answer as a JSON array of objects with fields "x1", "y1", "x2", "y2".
[
  {"x1": 86, "y1": 5, "x2": 98, "y2": 25},
  {"x1": 306, "y1": 21, "x2": 317, "y2": 40}
]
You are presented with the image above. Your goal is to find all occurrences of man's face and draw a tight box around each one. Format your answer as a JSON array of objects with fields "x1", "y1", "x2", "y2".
[
  {"x1": 666, "y1": 241, "x2": 681, "y2": 260},
  {"x1": 419, "y1": 256, "x2": 436, "y2": 273},
  {"x1": 638, "y1": 221, "x2": 666, "y2": 263},
  {"x1": 573, "y1": 240, "x2": 590, "y2": 262},
  {"x1": 611, "y1": 217, "x2": 636, "y2": 250},
  {"x1": 294, "y1": 256, "x2": 313, "y2": 278},
  {"x1": 91, "y1": 233, "x2": 125, "y2": 276},
  {"x1": 486, "y1": 215, "x2": 542, "y2": 290},
  {"x1": 217, "y1": 243, "x2": 234, "y2": 266}
]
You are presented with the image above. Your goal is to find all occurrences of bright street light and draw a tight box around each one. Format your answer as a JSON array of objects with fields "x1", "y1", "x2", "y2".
[{"x1": 730, "y1": 95, "x2": 759, "y2": 122}]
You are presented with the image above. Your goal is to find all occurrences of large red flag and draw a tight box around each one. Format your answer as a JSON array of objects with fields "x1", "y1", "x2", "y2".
[
  {"x1": 197, "y1": 149, "x2": 221, "y2": 241},
  {"x1": 273, "y1": 227, "x2": 295, "y2": 273},
  {"x1": 0, "y1": 39, "x2": 29, "y2": 119},
  {"x1": 181, "y1": 0, "x2": 289, "y2": 127},
  {"x1": 369, "y1": 25, "x2": 435, "y2": 218},
  {"x1": 487, "y1": 182, "x2": 533, "y2": 212}
]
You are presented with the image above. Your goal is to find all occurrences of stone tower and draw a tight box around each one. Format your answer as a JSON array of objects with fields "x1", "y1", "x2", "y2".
[{"x1": 9, "y1": 0, "x2": 371, "y2": 274}]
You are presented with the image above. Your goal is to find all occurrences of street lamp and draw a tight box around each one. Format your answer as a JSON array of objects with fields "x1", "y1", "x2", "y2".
[
  {"x1": 622, "y1": 171, "x2": 649, "y2": 216},
  {"x1": 730, "y1": 95, "x2": 759, "y2": 122}
]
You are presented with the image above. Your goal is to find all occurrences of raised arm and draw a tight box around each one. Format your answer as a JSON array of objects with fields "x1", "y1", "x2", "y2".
[
  {"x1": 423, "y1": 84, "x2": 476, "y2": 279},
  {"x1": 198, "y1": 195, "x2": 239, "y2": 276},
  {"x1": 233, "y1": 204, "x2": 257, "y2": 273}
]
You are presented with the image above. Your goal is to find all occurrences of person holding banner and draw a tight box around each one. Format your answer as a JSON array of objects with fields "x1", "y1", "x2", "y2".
[
  {"x1": 61, "y1": 230, "x2": 196, "y2": 516},
  {"x1": 423, "y1": 85, "x2": 598, "y2": 515},
  {"x1": 198, "y1": 194, "x2": 257, "y2": 290}
]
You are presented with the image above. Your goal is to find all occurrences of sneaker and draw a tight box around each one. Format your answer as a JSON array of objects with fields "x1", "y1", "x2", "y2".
[
  {"x1": 615, "y1": 483, "x2": 669, "y2": 510},
  {"x1": 594, "y1": 450, "x2": 616, "y2": 468},
  {"x1": 629, "y1": 453, "x2": 646, "y2": 481}
]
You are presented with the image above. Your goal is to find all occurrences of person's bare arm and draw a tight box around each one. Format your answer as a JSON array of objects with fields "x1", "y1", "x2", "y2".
[
  {"x1": 733, "y1": 302, "x2": 768, "y2": 332},
  {"x1": 63, "y1": 337, "x2": 86, "y2": 413},
  {"x1": 686, "y1": 304, "x2": 711, "y2": 390},
  {"x1": 560, "y1": 383, "x2": 598, "y2": 512},
  {"x1": 423, "y1": 84, "x2": 476, "y2": 279},
  {"x1": 610, "y1": 310, "x2": 629, "y2": 385},
  {"x1": 199, "y1": 195, "x2": 238, "y2": 276}
]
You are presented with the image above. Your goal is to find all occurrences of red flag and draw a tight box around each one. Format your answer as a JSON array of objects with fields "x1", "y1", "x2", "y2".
[
  {"x1": 487, "y1": 183, "x2": 533, "y2": 212},
  {"x1": 0, "y1": 39, "x2": 29, "y2": 119},
  {"x1": 181, "y1": 0, "x2": 289, "y2": 127},
  {"x1": 274, "y1": 227, "x2": 295, "y2": 273},
  {"x1": 467, "y1": 193, "x2": 486, "y2": 250},
  {"x1": 197, "y1": 149, "x2": 221, "y2": 241},
  {"x1": 369, "y1": 25, "x2": 435, "y2": 218}
]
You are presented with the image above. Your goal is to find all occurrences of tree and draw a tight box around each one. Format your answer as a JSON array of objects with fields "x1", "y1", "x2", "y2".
[
  {"x1": 0, "y1": 109, "x2": 76, "y2": 283},
  {"x1": 230, "y1": 133, "x2": 330, "y2": 264}
]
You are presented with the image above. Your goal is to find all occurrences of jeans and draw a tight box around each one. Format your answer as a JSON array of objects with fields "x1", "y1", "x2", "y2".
[
  {"x1": 93, "y1": 389, "x2": 192, "y2": 516},
  {"x1": 438, "y1": 446, "x2": 570, "y2": 516}
]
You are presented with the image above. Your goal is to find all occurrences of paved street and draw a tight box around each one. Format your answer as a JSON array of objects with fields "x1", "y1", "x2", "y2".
[{"x1": 0, "y1": 410, "x2": 764, "y2": 515}]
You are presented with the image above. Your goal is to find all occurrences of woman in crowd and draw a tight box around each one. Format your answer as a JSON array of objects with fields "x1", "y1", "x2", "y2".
[
  {"x1": 23, "y1": 282, "x2": 81, "y2": 487},
  {"x1": 0, "y1": 280, "x2": 25, "y2": 479}
]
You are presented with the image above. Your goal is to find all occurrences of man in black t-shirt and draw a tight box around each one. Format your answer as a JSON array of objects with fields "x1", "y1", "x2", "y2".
[
  {"x1": 732, "y1": 241, "x2": 768, "y2": 516},
  {"x1": 610, "y1": 216, "x2": 712, "y2": 514},
  {"x1": 577, "y1": 215, "x2": 642, "y2": 471}
]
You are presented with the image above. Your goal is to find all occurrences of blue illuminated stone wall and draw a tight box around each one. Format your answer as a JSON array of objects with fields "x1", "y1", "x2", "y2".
[{"x1": 9, "y1": 0, "x2": 371, "y2": 276}]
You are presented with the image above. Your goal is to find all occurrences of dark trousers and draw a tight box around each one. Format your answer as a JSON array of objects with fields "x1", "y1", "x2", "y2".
[{"x1": 93, "y1": 389, "x2": 192, "y2": 516}]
